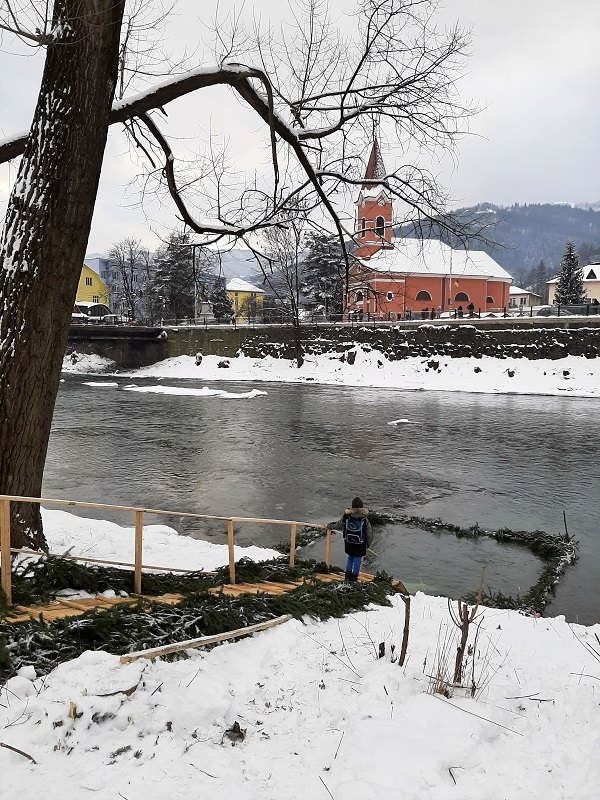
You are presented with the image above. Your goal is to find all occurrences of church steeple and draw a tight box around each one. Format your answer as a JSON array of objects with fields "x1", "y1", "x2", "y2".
[{"x1": 355, "y1": 139, "x2": 393, "y2": 259}]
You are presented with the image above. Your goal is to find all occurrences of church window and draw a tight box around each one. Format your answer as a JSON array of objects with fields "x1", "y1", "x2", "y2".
[
  {"x1": 356, "y1": 290, "x2": 364, "y2": 302},
  {"x1": 587, "y1": 269, "x2": 597, "y2": 279},
  {"x1": 360, "y1": 218, "x2": 366, "y2": 237},
  {"x1": 486, "y1": 296, "x2": 494, "y2": 304},
  {"x1": 415, "y1": 290, "x2": 432, "y2": 301},
  {"x1": 386, "y1": 291, "x2": 394, "y2": 301},
  {"x1": 375, "y1": 216, "x2": 385, "y2": 237},
  {"x1": 455, "y1": 291, "x2": 469, "y2": 302}
]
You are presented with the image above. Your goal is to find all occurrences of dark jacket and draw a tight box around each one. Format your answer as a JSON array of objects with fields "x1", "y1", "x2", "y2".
[{"x1": 335, "y1": 507, "x2": 373, "y2": 557}]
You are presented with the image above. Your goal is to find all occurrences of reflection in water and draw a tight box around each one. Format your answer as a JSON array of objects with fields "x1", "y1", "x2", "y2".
[{"x1": 45, "y1": 376, "x2": 600, "y2": 623}]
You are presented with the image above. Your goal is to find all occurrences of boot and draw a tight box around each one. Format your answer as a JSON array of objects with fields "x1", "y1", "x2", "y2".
[
  {"x1": 350, "y1": 572, "x2": 358, "y2": 582},
  {"x1": 344, "y1": 571, "x2": 353, "y2": 582}
]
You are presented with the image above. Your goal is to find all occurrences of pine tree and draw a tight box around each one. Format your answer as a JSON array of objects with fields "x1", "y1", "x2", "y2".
[
  {"x1": 533, "y1": 259, "x2": 548, "y2": 300},
  {"x1": 301, "y1": 231, "x2": 346, "y2": 316},
  {"x1": 554, "y1": 242, "x2": 585, "y2": 305},
  {"x1": 210, "y1": 277, "x2": 233, "y2": 322}
]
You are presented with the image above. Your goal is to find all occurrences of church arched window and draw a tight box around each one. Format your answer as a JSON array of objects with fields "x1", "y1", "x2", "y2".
[
  {"x1": 415, "y1": 290, "x2": 432, "y2": 301},
  {"x1": 356, "y1": 290, "x2": 364, "y2": 302},
  {"x1": 360, "y1": 218, "x2": 366, "y2": 238},
  {"x1": 486, "y1": 296, "x2": 494, "y2": 304},
  {"x1": 455, "y1": 291, "x2": 469, "y2": 302},
  {"x1": 375, "y1": 216, "x2": 385, "y2": 237}
]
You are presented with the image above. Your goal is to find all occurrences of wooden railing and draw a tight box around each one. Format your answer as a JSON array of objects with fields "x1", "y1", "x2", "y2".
[{"x1": 0, "y1": 494, "x2": 332, "y2": 606}]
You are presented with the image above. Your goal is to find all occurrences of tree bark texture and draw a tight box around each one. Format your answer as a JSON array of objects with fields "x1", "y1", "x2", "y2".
[{"x1": 0, "y1": 0, "x2": 126, "y2": 548}]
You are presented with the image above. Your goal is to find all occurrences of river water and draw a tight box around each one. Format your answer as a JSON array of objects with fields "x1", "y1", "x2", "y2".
[{"x1": 44, "y1": 375, "x2": 600, "y2": 623}]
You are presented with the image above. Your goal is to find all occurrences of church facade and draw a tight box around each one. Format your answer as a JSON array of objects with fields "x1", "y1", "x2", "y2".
[{"x1": 346, "y1": 142, "x2": 512, "y2": 319}]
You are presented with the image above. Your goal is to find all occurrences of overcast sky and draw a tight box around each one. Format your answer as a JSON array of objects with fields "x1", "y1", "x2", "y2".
[{"x1": 1, "y1": 0, "x2": 599, "y2": 253}]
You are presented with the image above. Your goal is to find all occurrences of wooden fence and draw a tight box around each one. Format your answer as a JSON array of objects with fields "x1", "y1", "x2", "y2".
[{"x1": 0, "y1": 494, "x2": 332, "y2": 606}]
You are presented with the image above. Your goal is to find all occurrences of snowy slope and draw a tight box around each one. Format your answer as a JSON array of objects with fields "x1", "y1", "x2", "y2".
[{"x1": 2, "y1": 593, "x2": 599, "y2": 799}]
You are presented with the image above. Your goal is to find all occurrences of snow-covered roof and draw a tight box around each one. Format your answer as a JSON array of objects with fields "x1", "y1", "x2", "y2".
[
  {"x1": 510, "y1": 286, "x2": 541, "y2": 296},
  {"x1": 358, "y1": 238, "x2": 512, "y2": 281},
  {"x1": 547, "y1": 266, "x2": 600, "y2": 284},
  {"x1": 226, "y1": 278, "x2": 265, "y2": 294},
  {"x1": 75, "y1": 301, "x2": 109, "y2": 308}
]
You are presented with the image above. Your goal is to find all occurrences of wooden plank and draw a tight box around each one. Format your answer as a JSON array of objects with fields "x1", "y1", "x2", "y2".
[
  {"x1": 227, "y1": 518, "x2": 235, "y2": 585},
  {"x1": 9, "y1": 547, "x2": 211, "y2": 575},
  {"x1": 325, "y1": 527, "x2": 331, "y2": 567},
  {"x1": 120, "y1": 614, "x2": 293, "y2": 663},
  {"x1": 289, "y1": 523, "x2": 296, "y2": 568},
  {"x1": 0, "y1": 494, "x2": 328, "y2": 530},
  {"x1": 0, "y1": 498, "x2": 12, "y2": 606},
  {"x1": 134, "y1": 510, "x2": 143, "y2": 594}
]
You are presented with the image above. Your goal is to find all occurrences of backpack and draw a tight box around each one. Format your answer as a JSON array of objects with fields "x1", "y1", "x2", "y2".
[{"x1": 343, "y1": 516, "x2": 366, "y2": 545}]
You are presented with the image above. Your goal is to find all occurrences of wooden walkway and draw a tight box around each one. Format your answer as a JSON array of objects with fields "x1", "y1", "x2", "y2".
[{"x1": 2, "y1": 572, "x2": 407, "y2": 624}]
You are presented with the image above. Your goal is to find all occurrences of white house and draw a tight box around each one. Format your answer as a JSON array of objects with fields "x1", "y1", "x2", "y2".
[
  {"x1": 547, "y1": 262, "x2": 600, "y2": 304},
  {"x1": 509, "y1": 285, "x2": 542, "y2": 309}
]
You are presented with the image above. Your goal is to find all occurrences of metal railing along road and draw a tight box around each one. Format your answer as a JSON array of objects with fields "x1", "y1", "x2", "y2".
[{"x1": 0, "y1": 494, "x2": 332, "y2": 606}]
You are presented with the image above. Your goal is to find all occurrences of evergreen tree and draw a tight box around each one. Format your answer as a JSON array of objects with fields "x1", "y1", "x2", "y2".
[
  {"x1": 533, "y1": 259, "x2": 548, "y2": 300},
  {"x1": 210, "y1": 277, "x2": 233, "y2": 322},
  {"x1": 554, "y1": 242, "x2": 585, "y2": 305},
  {"x1": 151, "y1": 231, "x2": 220, "y2": 322},
  {"x1": 301, "y1": 231, "x2": 346, "y2": 315}
]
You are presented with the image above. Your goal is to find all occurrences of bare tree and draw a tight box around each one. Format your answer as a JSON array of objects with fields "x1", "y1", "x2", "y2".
[
  {"x1": 108, "y1": 237, "x2": 152, "y2": 322},
  {"x1": 0, "y1": 0, "x2": 474, "y2": 548},
  {"x1": 258, "y1": 219, "x2": 306, "y2": 367}
]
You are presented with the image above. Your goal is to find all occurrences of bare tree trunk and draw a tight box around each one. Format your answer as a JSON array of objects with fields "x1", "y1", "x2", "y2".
[
  {"x1": 0, "y1": 0, "x2": 125, "y2": 549},
  {"x1": 399, "y1": 594, "x2": 411, "y2": 667}
]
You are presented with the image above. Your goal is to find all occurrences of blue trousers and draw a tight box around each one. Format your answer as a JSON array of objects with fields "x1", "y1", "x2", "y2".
[{"x1": 346, "y1": 555, "x2": 362, "y2": 576}]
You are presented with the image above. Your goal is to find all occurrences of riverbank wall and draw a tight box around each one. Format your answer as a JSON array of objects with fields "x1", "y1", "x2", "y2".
[{"x1": 67, "y1": 319, "x2": 600, "y2": 368}]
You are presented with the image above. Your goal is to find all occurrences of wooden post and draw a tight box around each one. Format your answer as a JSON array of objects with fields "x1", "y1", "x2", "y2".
[
  {"x1": 134, "y1": 510, "x2": 143, "y2": 594},
  {"x1": 227, "y1": 518, "x2": 235, "y2": 584},
  {"x1": 0, "y1": 498, "x2": 12, "y2": 606},
  {"x1": 289, "y1": 523, "x2": 297, "y2": 568},
  {"x1": 325, "y1": 526, "x2": 331, "y2": 568}
]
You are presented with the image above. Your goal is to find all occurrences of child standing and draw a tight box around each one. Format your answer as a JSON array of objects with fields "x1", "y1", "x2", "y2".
[{"x1": 336, "y1": 496, "x2": 373, "y2": 581}]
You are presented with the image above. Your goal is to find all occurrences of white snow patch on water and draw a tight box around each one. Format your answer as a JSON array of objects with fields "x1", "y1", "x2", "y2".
[
  {"x1": 123, "y1": 384, "x2": 267, "y2": 399},
  {"x1": 388, "y1": 418, "x2": 420, "y2": 425},
  {"x1": 82, "y1": 381, "x2": 119, "y2": 388}
]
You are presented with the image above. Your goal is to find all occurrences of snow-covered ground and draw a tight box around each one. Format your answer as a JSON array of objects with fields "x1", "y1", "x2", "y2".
[
  {"x1": 42, "y1": 508, "x2": 280, "y2": 573},
  {"x1": 62, "y1": 346, "x2": 600, "y2": 398},
  {"x1": 2, "y1": 581, "x2": 600, "y2": 799},
  {"x1": 119, "y1": 350, "x2": 600, "y2": 398}
]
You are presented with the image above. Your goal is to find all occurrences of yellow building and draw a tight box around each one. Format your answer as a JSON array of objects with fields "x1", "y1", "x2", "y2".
[
  {"x1": 226, "y1": 278, "x2": 265, "y2": 322},
  {"x1": 77, "y1": 264, "x2": 110, "y2": 306}
]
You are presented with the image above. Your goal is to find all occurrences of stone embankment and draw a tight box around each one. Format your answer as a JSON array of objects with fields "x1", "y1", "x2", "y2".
[{"x1": 67, "y1": 320, "x2": 600, "y2": 369}]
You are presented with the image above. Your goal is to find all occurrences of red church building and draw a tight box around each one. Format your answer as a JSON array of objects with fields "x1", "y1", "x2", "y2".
[{"x1": 346, "y1": 142, "x2": 512, "y2": 319}]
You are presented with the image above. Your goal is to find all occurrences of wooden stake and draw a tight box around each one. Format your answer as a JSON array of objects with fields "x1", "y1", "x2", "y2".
[
  {"x1": 325, "y1": 527, "x2": 331, "y2": 567},
  {"x1": 134, "y1": 510, "x2": 143, "y2": 594},
  {"x1": 120, "y1": 613, "x2": 293, "y2": 663},
  {"x1": 289, "y1": 523, "x2": 297, "y2": 568},
  {"x1": 227, "y1": 518, "x2": 235, "y2": 584},
  {"x1": 0, "y1": 498, "x2": 11, "y2": 606}
]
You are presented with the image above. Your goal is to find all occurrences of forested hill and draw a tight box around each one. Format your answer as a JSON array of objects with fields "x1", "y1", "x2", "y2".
[{"x1": 449, "y1": 203, "x2": 600, "y2": 275}]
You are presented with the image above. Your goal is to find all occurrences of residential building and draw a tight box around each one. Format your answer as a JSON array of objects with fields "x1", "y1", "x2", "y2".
[
  {"x1": 226, "y1": 278, "x2": 265, "y2": 322},
  {"x1": 547, "y1": 263, "x2": 600, "y2": 305},
  {"x1": 76, "y1": 265, "x2": 110, "y2": 307},
  {"x1": 346, "y1": 141, "x2": 512, "y2": 319},
  {"x1": 509, "y1": 286, "x2": 542, "y2": 309}
]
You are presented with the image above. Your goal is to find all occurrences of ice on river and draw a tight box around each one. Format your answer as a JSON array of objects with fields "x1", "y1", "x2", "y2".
[{"x1": 123, "y1": 384, "x2": 268, "y2": 399}]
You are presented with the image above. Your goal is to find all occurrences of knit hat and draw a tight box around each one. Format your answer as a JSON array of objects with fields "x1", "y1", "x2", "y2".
[{"x1": 351, "y1": 496, "x2": 363, "y2": 509}]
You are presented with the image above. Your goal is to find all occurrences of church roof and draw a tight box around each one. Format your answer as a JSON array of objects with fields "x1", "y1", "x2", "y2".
[
  {"x1": 363, "y1": 140, "x2": 386, "y2": 186},
  {"x1": 358, "y1": 238, "x2": 512, "y2": 281}
]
